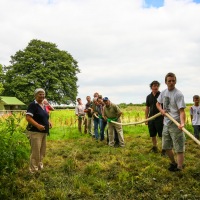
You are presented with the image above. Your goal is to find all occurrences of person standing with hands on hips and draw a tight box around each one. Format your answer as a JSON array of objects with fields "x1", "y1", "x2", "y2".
[
  {"x1": 156, "y1": 72, "x2": 186, "y2": 172},
  {"x1": 26, "y1": 88, "x2": 52, "y2": 174}
]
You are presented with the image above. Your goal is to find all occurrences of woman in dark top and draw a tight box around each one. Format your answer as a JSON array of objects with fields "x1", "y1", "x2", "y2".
[{"x1": 26, "y1": 88, "x2": 52, "y2": 174}]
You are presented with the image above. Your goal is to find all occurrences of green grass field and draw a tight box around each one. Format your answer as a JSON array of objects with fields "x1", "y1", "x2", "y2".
[{"x1": 1, "y1": 106, "x2": 200, "y2": 200}]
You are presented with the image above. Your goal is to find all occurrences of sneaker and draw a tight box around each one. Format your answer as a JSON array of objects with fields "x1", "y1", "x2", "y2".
[
  {"x1": 150, "y1": 146, "x2": 158, "y2": 153},
  {"x1": 168, "y1": 163, "x2": 178, "y2": 171},
  {"x1": 38, "y1": 163, "x2": 43, "y2": 170}
]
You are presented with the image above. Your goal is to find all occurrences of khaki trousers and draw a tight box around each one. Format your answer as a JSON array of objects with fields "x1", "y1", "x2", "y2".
[
  {"x1": 78, "y1": 116, "x2": 87, "y2": 133},
  {"x1": 87, "y1": 117, "x2": 92, "y2": 135},
  {"x1": 108, "y1": 120, "x2": 125, "y2": 147},
  {"x1": 28, "y1": 131, "x2": 47, "y2": 173}
]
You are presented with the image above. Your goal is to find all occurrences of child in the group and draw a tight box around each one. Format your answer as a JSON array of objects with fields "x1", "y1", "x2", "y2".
[
  {"x1": 190, "y1": 95, "x2": 200, "y2": 140},
  {"x1": 43, "y1": 98, "x2": 54, "y2": 114}
]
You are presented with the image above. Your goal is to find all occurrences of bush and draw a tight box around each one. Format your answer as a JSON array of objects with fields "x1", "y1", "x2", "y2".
[{"x1": 0, "y1": 113, "x2": 29, "y2": 175}]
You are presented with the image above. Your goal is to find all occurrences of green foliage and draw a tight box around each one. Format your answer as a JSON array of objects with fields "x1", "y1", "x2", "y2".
[
  {"x1": 0, "y1": 64, "x2": 4, "y2": 94},
  {"x1": 2, "y1": 39, "x2": 80, "y2": 105},
  {"x1": 118, "y1": 103, "x2": 128, "y2": 109},
  {"x1": 0, "y1": 113, "x2": 29, "y2": 175}
]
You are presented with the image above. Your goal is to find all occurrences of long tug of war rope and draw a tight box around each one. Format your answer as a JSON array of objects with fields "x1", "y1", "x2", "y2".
[{"x1": 111, "y1": 112, "x2": 200, "y2": 146}]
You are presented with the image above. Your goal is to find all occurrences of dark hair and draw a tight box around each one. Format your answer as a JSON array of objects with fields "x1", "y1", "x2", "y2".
[
  {"x1": 149, "y1": 80, "x2": 160, "y2": 88},
  {"x1": 193, "y1": 95, "x2": 199, "y2": 100},
  {"x1": 77, "y1": 98, "x2": 81, "y2": 101},
  {"x1": 165, "y1": 72, "x2": 176, "y2": 83}
]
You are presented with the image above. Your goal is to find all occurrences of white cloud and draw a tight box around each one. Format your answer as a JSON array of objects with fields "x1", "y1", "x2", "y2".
[{"x1": 0, "y1": 0, "x2": 200, "y2": 103}]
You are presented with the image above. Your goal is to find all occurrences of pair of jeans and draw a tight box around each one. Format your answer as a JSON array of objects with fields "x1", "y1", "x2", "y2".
[
  {"x1": 100, "y1": 120, "x2": 107, "y2": 140},
  {"x1": 94, "y1": 117, "x2": 102, "y2": 140},
  {"x1": 193, "y1": 125, "x2": 200, "y2": 139},
  {"x1": 87, "y1": 117, "x2": 92, "y2": 135}
]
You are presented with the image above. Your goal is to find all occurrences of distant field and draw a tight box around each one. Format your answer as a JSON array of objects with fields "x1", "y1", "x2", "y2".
[
  {"x1": 49, "y1": 105, "x2": 192, "y2": 127},
  {"x1": 47, "y1": 105, "x2": 193, "y2": 140}
]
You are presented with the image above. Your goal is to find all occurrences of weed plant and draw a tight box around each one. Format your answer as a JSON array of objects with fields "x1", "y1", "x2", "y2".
[
  {"x1": 1, "y1": 107, "x2": 200, "y2": 200},
  {"x1": 0, "y1": 112, "x2": 29, "y2": 175}
]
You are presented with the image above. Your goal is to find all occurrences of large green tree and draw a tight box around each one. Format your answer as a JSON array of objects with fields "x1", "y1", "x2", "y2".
[
  {"x1": 0, "y1": 64, "x2": 5, "y2": 94},
  {"x1": 3, "y1": 39, "x2": 80, "y2": 105}
]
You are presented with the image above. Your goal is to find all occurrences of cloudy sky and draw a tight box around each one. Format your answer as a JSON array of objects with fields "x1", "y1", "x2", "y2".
[{"x1": 1, "y1": 0, "x2": 200, "y2": 104}]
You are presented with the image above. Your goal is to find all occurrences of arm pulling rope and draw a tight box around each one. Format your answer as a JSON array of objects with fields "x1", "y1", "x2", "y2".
[
  {"x1": 110, "y1": 113, "x2": 162, "y2": 126},
  {"x1": 165, "y1": 113, "x2": 200, "y2": 146},
  {"x1": 110, "y1": 112, "x2": 200, "y2": 146}
]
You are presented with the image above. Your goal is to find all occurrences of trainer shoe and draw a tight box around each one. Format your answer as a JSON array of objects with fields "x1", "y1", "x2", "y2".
[{"x1": 168, "y1": 163, "x2": 178, "y2": 171}]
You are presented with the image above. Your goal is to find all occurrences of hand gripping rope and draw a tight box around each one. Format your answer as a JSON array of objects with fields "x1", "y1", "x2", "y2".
[{"x1": 110, "y1": 112, "x2": 200, "y2": 146}]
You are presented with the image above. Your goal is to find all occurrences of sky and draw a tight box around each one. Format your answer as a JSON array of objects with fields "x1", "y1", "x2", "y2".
[{"x1": 1, "y1": 0, "x2": 200, "y2": 104}]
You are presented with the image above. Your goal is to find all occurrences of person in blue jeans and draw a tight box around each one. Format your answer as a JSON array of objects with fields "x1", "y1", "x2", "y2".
[
  {"x1": 190, "y1": 95, "x2": 200, "y2": 139},
  {"x1": 93, "y1": 97, "x2": 102, "y2": 141},
  {"x1": 97, "y1": 96, "x2": 107, "y2": 141}
]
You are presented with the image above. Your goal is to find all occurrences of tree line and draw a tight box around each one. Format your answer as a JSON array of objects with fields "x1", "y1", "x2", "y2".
[{"x1": 0, "y1": 39, "x2": 80, "y2": 105}]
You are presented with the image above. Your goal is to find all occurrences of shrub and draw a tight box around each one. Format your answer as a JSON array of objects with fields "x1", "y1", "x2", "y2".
[{"x1": 0, "y1": 113, "x2": 29, "y2": 175}]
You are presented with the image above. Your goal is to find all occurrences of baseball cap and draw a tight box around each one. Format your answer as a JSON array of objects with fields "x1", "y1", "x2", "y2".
[{"x1": 103, "y1": 97, "x2": 109, "y2": 101}]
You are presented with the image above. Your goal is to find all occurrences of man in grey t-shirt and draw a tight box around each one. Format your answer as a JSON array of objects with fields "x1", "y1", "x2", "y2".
[{"x1": 156, "y1": 72, "x2": 186, "y2": 172}]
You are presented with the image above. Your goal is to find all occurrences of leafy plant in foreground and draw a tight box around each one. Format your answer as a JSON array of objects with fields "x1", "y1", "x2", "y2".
[{"x1": 0, "y1": 113, "x2": 29, "y2": 175}]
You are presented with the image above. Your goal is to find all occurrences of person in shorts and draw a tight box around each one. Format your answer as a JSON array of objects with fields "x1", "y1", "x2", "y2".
[
  {"x1": 156, "y1": 72, "x2": 186, "y2": 172},
  {"x1": 145, "y1": 80, "x2": 164, "y2": 154}
]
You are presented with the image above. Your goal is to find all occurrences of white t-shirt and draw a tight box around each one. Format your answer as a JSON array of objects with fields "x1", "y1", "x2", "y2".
[
  {"x1": 190, "y1": 105, "x2": 200, "y2": 125},
  {"x1": 157, "y1": 88, "x2": 186, "y2": 125},
  {"x1": 75, "y1": 104, "x2": 85, "y2": 116}
]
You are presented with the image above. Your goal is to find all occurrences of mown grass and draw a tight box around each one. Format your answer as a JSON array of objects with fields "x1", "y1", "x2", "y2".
[{"x1": 1, "y1": 106, "x2": 200, "y2": 200}]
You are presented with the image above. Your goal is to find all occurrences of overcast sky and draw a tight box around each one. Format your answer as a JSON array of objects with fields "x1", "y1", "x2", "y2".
[{"x1": 1, "y1": 0, "x2": 200, "y2": 104}]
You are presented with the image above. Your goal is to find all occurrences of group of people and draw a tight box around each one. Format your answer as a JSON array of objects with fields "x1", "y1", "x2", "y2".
[
  {"x1": 75, "y1": 93, "x2": 125, "y2": 147},
  {"x1": 146, "y1": 72, "x2": 200, "y2": 172},
  {"x1": 146, "y1": 72, "x2": 186, "y2": 172},
  {"x1": 25, "y1": 72, "x2": 199, "y2": 174}
]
